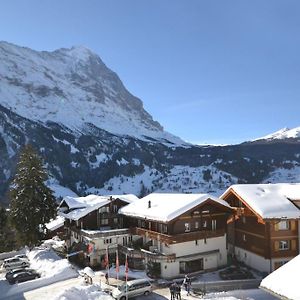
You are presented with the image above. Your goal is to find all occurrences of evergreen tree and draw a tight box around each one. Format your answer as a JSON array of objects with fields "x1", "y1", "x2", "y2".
[
  {"x1": 9, "y1": 145, "x2": 57, "y2": 246},
  {"x1": 0, "y1": 205, "x2": 16, "y2": 251}
]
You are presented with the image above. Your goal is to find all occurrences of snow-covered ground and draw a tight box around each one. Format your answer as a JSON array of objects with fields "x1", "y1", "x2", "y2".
[
  {"x1": 0, "y1": 247, "x2": 77, "y2": 299},
  {"x1": 85, "y1": 165, "x2": 238, "y2": 197}
]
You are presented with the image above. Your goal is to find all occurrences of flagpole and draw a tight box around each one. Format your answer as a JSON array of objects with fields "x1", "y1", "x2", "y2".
[
  {"x1": 106, "y1": 246, "x2": 110, "y2": 280},
  {"x1": 116, "y1": 249, "x2": 119, "y2": 283},
  {"x1": 125, "y1": 253, "x2": 128, "y2": 300}
]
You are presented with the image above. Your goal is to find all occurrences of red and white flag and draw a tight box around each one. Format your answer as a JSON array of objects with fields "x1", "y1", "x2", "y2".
[
  {"x1": 116, "y1": 250, "x2": 119, "y2": 273},
  {"x1": 125, "y1": 254, "x2": 129, "y2": 281},
  {"x1": 105, "y1": 247, "x2": 109, "y2": 269}
]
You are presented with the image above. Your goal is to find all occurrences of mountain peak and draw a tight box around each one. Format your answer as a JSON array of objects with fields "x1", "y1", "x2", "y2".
[
  {"x1": 0, "y1": 41, "x2": 185, "y2": 146},
  {"x1": 254, "y1": 126, "x2": 300, "y2": 141}
]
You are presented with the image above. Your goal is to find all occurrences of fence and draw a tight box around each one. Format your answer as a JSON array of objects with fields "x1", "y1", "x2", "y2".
[{"x1": 192, "y1": 279, "x2": 262, "y2": 294}]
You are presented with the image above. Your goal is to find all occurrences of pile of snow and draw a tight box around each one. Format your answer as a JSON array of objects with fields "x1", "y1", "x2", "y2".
[
  {"x1": 27, "y1": 247, "x2": 77, "y2": 280},
  {"x1": 53, "y1": 285, "x2": 113, "y2": 300},
  {"x1": 40, "y1": 237, "x2": 66, "y2": 251},
  {"x1": 260, "y1": 255, "x2": 300, "y2": 299}
]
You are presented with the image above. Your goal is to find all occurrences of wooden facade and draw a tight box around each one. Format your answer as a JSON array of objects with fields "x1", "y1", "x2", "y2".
[
  {"x1": 62, "y1": 198, "x2": 128, "y2": 231},
  {"x1": 124, "y1": 199, "x2": 232, "y2": 245},
  {"x1": 222, "y1": 188, "x2": 299, "y2": 270}
]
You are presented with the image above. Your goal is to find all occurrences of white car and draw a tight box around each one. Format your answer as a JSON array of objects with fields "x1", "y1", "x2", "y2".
[
  {"x1": 112, "y1": 279, "x2": 152, "y2": 300},
  {"x1": 3, "y1": 257, "x2": 30, "y2": 270}
]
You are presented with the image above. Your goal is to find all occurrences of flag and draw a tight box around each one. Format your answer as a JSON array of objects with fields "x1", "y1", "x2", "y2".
[
  {"x1": 87, "y1": 243, "x2": 93, "y2": 254},
  {"x1": 125, "y1": 254, "x2": 129, "y2": 281},
  {"x1": 105, "y1": 247, "x2": 109, "y2": 269},
  {"x1": 116, "y1": 250, "x2": 119, "y2": 273}
]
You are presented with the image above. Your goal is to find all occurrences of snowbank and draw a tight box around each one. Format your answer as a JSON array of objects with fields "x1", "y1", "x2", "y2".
[
  {"x1": 27, "y1": 247, "x2": 76, "y2": 279},
  {"x1": 53, "y1": 285, "x2": 113, "y2": 300},
  {"x1": 1, "y1": 247, "x2": 78, "y2": 298},
  {"x1": 260, "y1": 255, "x2": 300, "y2": 299}
]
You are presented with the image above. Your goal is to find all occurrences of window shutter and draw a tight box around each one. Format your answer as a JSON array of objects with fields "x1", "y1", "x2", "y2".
[
  {"x1": 291, "y1": 220, "x2": 296, "y2": 231},
  {"x1": 291, "y1": 240, "x2": 297, "y2": 251},
  {"x1": 274, "y1": 222, "x2": 279, "y2": 231},
  {"x1": 274, "y1": 241, "x2": 279, "y2": 251}
]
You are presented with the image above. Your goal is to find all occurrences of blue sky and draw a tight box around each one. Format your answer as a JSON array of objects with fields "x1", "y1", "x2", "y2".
[{"x1": 0, "y1": 0, "x2": 300, "y2": 144}]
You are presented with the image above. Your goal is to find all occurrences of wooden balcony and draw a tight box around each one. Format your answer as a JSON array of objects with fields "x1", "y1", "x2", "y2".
[{"x1": 131, "y1": 227, "x2": 226, "y2": 245}]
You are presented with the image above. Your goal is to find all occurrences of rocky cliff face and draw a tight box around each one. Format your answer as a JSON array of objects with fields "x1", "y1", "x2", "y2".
[{"x1": 0, "y1": 42, "x2": 299, "y2": 205}]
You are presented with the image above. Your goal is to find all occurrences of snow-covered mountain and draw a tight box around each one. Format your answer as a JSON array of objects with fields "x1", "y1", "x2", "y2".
[
  {"x1": 0, "y1": 41, "x2": 184, "y2": 146},
  {"x1": 0, "y1": 41, "x2": 300, "y2": 205},
  {"x1": 254, "y1": 127, "x2": 300, "y2": 142}
]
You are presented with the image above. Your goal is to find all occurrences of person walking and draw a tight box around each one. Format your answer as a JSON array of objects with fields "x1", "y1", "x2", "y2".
[
  {"x1": 169, "y1": 282, "x2": 176, "y2": 300},
  {"x1": 183, "y1": 275, "x2": 191, "y2": 295},
  {"x1": 175, "y1": 282, "x2": 181, "y2": 300}
]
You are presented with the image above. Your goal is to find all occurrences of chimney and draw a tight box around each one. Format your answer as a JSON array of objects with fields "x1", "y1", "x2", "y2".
[{"x1": 148, "y1": 200, "x2": 151, "y2": 209}]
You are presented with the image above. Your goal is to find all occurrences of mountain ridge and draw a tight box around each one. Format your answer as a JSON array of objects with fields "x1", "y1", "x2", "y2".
[{"x1": 0, "y1": 41, "x2": 299, "y2": 205}]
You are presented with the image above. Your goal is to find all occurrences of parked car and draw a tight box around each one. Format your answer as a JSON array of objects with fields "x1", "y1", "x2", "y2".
[
  {"x1": 3, "y1": 257, "x2": 30, "y2": 270},
  {"x1": 112, "y1": 279, "x2": 152, "y2": 300},
  {"x1": 5, "y1": 268, "x2": 35, "y2": 280},
  {"x1": 14, "y1": 254, "x2": 28, "y2": 260},
  {"x1": 7, "y1": 270, "x2": 40, "y2": 284}
]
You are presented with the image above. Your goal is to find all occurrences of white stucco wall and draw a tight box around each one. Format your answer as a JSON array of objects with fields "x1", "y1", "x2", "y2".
[
  {"x1": 159, "y1": 235, "x2": 228, "y2": 278},
  {"x1": 235, "y1": 246, "x2": 295, "y2": 273},
  {"x1": 235, "y1": 247, "x2": 270, "y2": 273}
]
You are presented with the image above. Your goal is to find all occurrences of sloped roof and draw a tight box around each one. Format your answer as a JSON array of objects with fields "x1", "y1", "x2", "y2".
[
  {"x1": 45, "y1": 216, "x2": 65, "y2": 231},
  {"x1": 260, "y1": 255, "x2": 300, "y2": 299},
  {"x1": 59, "y1": 194, "x2": 138, "y2": 221},
  {"x1": 119, "y1": 193, "x2": 231, "y2": 222},
  {"x1": 221, "y1": 183, "x2": 300, "y2": 219}
]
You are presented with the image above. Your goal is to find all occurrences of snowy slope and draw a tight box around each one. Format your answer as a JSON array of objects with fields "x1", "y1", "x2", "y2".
[
  {"x1": 254, "y1": 127, "x2": 300, "y2": 141},
  {"x1": 0, "y1": 41, "x2": 185, "y2": 146}
]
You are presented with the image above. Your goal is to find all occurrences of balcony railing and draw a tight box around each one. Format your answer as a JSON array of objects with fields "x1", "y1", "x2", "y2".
[{"x1": 131, "y1": 227, "x2": 225, "y2": 244}]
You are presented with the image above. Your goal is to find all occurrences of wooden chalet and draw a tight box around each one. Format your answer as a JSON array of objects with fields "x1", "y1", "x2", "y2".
[
  {"x1": 58, "y1": 194, "x2": 138, "y2": 266},
  {"x1": 120, "y1": 193, "x2": 233, "y2": 278},
  {"x1": 221, "y1": 183, "x2": 300, "y2": 273}
]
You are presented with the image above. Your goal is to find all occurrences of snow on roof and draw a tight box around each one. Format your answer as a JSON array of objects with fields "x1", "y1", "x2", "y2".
[
  {"x1": 221, "y1": 183, "x2": 300, "y2": 219},
  {"x1": 45, "y1": 216, "x2": 65, "y2": 231},
  {"x1": 110, "y1": 194, "x2": 139, "y2": 203},
  {"x1": 59, "y1": 194, "x2": 138, "y2": 221},
  {"x1": 119, "y1": 193, "x2": 231, "y2": 222},
  {"x1": 260, "y1": 255, "x2": 300, "y2": 299}
]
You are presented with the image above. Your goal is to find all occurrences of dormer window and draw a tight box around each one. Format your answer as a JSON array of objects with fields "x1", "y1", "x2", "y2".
[
  {"x1": 278, "y1": 220, "x2": 289, "y2": 230},
  {"x1": 185, "y1": 223, "x2": 190, "y2": 232}
]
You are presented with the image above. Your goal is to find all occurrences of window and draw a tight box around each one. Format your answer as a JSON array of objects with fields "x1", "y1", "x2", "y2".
[
  {"x1": 212, "y1": 219, "x2": 217, "y2": 231},
  {"x1": 104, "y1": 238, "x2": 112, "y2": 244},
  {"x1": 114, "y1": 218, "x2": 118, "y2": 224},
  {"x1": 202, "y1": 220, "x2": 207, "y2": 228},
  {"x1": 101, "y1": 218, "x2": 109, "y2": 225},
  {"x1": 195, "y1": 221, "x2": 199, "y2": 229},
  {"x1": 278, "y1": 221, "x2": 289, "y2": 230},
  {"x1": 242, "y1": 216, "x2": 246, "y2": 224},
  {"x1": 185, "y1": 223, "x2": 190, "y2": 232},
  {"x1": 163, "y1": 224, "x2": 168, "y2": 234},
  {"x1": 123, "y1": 236, "x2": 128, "y2": 245},
  {"x1": 99, "y1": 206, "x2": 109, "y2": 213},
  {"x1": 158, "y1": 223, "x2": 163, "y2": 233},
  {"x1": 279, "y1": 240, "x2": 290, "y2": 250}
]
